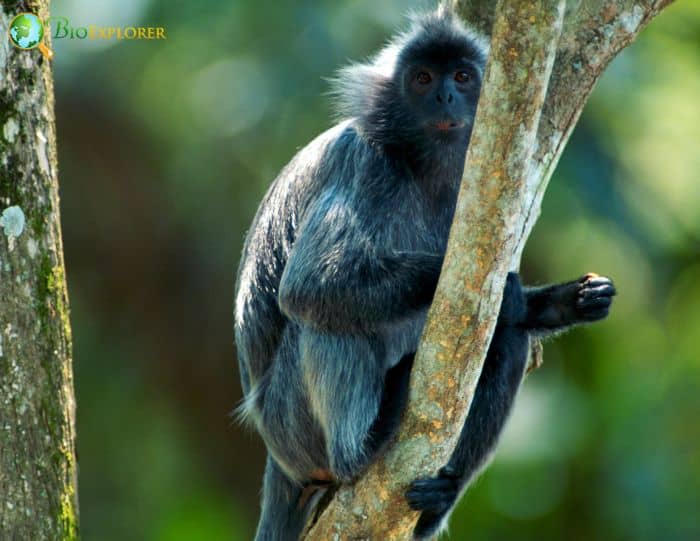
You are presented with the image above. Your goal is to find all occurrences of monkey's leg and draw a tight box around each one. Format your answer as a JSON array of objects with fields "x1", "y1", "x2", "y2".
[
  {"x1": 254, "y1": 455, "x2": 307, "y2": 541},
  {"x1": 366, "y1": 353, "x2": 415, "y2": 455},
  {"x1": 406, "y1": 272, "x2": 529, "y2": 539},
  {"x1": 523, "y1": 273, "x2": 615, "y2": 336},
  {"x1": 299, "y1": 329, "x2": 386, "y2": 482}
]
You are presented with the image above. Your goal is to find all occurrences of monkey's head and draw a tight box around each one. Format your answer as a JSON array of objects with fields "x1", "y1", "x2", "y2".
[{"x1": 332, "y1": 8, "x2": 488, "y2": 153}]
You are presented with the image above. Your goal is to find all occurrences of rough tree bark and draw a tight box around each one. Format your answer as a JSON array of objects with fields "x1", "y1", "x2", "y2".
[
  {"x1": 0, "y1": 1, "x2": 79, "y2": 540},
  {"x1": 304, "y1": 0, "x2": 673, "y2": 539}
]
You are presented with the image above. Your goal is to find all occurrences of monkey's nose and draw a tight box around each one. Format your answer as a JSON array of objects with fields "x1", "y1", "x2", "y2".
[{"x1": 436, "y1": 93, "x2": 454, "y2": 104}]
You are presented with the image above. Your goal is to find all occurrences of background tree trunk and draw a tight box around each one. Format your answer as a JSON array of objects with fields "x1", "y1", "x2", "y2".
[
  {"x1": 304, "y1": 0, "x2": 673, "y2": 539},
  {"x1": 0, "y1": 2, "x2": 79, "y2": 540}
]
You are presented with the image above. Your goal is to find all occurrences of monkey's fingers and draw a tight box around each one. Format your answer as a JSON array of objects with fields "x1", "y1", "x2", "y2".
[
  {"x1": 576, "y1": 295, "x2": 613, "y2": 321},
  {"x1": 579, "y1": 274, "x2": 616, "y2": 291},
  {"x1": 578, "y1": 282, "x2": 616, "y2": 300},
  {"x1": 406, "y1": 477, "x2": 458, "y2": 513}
]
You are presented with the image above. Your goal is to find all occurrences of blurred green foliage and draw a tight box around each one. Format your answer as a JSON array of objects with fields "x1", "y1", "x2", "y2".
[{"x1": 49, "y1": 0, "x2": 700, "y2": 539}]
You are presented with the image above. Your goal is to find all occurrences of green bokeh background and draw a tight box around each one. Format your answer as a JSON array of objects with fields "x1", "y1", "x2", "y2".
[{"x1": 46, "y1": 1, "x2": 700, "y2": 539}]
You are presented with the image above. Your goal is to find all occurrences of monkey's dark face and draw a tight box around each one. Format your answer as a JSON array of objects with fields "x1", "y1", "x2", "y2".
[
  {"x1": 400, "y1": 55, "x2": 482, "y2": 140},
  {"x1": 335, "y1": 20, "x2": 487, "y2": 159}
]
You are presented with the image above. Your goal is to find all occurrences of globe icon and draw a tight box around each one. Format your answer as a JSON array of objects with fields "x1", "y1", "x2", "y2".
[{"x1": 9, "y1": 13, "x2": 44, "y2": 49}]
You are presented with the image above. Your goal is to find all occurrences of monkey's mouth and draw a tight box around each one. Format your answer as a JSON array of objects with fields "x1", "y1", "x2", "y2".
[{"x1": 431, "y1": 120, "x2": 465, "y2": 131}]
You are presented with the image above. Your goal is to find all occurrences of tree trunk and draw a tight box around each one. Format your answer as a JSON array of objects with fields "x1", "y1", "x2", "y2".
[
  {"x1": 0, "y1": 2, "x2": 79, "y2": 540},
  {"x1": 303, "y1": 0, "x2": 673, "y2": 539}
]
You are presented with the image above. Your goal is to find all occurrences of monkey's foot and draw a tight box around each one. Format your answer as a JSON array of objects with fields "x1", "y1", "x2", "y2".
[
  {"x1": 406, "y1": 467, "x2": 460, "y2": 539},
  {"x1": 576, "y1": 274, "x2": 616, "y2": 321}
]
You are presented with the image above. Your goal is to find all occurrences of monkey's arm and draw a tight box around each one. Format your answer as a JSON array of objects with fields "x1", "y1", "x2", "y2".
[{"x1": 278, "y1": 193, "x2": 443, "y2": 332}]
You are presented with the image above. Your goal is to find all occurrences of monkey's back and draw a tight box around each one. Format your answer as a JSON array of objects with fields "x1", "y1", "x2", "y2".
[{"x1": 234, "y1": 120, "x2": 362, "y2": 396}]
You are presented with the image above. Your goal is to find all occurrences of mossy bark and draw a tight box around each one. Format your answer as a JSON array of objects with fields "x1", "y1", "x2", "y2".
[
  {"x1": 303, "y1": 0, "x2": 673, "y2": 539},
  {"x1": 0, "y1": 1, "x2": 79, "y2": 540}
]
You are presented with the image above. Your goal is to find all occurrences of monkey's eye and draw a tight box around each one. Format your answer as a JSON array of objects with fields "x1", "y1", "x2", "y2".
[
  {"x1": 455, "y1": 71, "x2": 471, "y2": 83},
  {"x1": 416, "y1": 71, "x2": 432, "y2": 85}
]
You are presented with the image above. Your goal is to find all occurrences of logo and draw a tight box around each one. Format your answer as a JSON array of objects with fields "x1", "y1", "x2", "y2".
[
  {"x1": 7, "y1": 13, "x2": 167, "y2": 60},
  {"x1": 8, "y1": 12, "x2": 53, "y2": 60},
  {"x1": 49, "y1": 18, "x2": 167, "y2": 41}
]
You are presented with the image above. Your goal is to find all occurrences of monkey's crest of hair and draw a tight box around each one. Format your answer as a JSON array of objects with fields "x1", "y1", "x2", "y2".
[{"x1": 329, "y1": 7, "x2": 488, "y2": 144}]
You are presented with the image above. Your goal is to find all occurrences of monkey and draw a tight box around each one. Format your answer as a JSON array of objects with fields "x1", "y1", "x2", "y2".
[{"x1": 234, "y1": 8, "x2": 615, "y2": 541}]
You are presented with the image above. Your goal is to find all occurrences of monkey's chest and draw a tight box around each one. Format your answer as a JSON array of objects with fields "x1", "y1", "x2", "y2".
[
  {"x1": 379, "y1": 203, "x2": 452, "y2": 254},
  {"x1": 375, "y1": 201, "x2": 452, "y2": 368}
]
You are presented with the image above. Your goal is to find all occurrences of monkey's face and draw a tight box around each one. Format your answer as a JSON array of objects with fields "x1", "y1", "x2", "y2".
[{"x1": 400, "y1": 52, "x2": 483, "y2": 141}]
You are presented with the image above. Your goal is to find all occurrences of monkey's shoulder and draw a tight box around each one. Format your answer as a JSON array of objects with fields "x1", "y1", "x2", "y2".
[
  {"x1": 272, "y1": 119, "x2": 402, "y2": 200},
  {"x1": 238, "y1": 122, "x2": 366, "y2": 273}
]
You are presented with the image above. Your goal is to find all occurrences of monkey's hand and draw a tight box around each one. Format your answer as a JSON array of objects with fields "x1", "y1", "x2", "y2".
[
  {"x1": 575, "y1": 273, "x2": 616, "y2": 322},
  {"x1": 523, "y1": 273, "x2": 616, "y2": 333},
  {"x1": 406, "y1": 465, "x2": 460, "y2": 540}
]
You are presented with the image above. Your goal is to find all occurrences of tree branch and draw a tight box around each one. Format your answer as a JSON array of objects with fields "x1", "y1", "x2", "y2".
[{"x1": 303, "y1": 1, "x2": 674, "y2": 539}]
